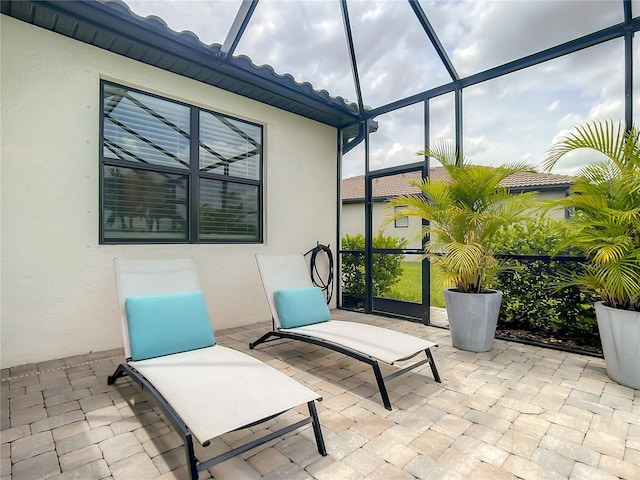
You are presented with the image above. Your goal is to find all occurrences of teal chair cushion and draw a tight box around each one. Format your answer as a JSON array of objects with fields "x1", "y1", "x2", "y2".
[
  {"x1": 274, "y1": 287, "x2": 331, "y2": 329},
  {"x1": 125, "y1": 291, "x2": 215, "y2": 361}
]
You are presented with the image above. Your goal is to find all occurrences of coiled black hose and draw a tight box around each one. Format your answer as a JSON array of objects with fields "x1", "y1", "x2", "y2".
[{"x1": 304, "y1": 243, "x2": 334, "y2": 304}]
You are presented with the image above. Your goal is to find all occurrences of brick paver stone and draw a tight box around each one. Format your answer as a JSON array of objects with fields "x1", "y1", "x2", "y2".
[
  {"x1": 343, "y1": 447, "x2": 385, "y2": 476},
  {"x1": 109, "y1": 451, "x2": 160, "y2": 480},
  {"x1": 11, "y1": 451, "x2": 60, "y2": 480},
  {"x1": 598, "y1": 455, "x2": 640, "y2": 480},
  {"x1": 453, "y1": 435, "x2": 509, "y2": 466},
  {"x1": 531, "y1": 447, "x2": 575, "y2": 477},
  {"x1": 58, "y1": 444, "x2": 102, "y2": 472},
  {"x1": 55, "y1": 426, "x2": 114, "y2": 456},
  {"x1": 570, "y1": 462, "x2": 621, "y2": 480},
  {"x1": 313, "y1": 460, "x2": 361, "y2": 480},
  {"x1": 50, "y1": 458, "x2": 111, "y2": 480},
  {"x1": 502, "y1": 454, "x2": 566, "y2": 480},
  {"x1": 11, "y1": 430, "x2": 54, "y2": 463},
  {"x1": 9, "y1": 391, "x2": 43, "y2": 410},
  {"x1": 540, "y1": 435, "x2": 600, "y2": 467},
  {"x1": 31, "y1": 409, "x2": 85, "y2": 434},
  {"x1": 207, "y1": 456, "x2": 261, "y2": 480},
  {"x1": 405, "y1": 454, "x2": 466, "y2": 480},
  {"x1": 10, "y1": 404, "x2": 47, "y2": 426},
  {"x1": 246, "y1": 447, "x2": 290, "y2": 476},
  {"x1": 4, "y1": 316, "x2": 639, "y2": 480},
  {"x1": 152, "y1": 446, "x2": 187, "y2": 474},
  {"x1": 99, "y1": 431, "x2": 144, "y2": 465},
  {"x1": 436, "y1": 447, "x2": 481, "y2": 476}
]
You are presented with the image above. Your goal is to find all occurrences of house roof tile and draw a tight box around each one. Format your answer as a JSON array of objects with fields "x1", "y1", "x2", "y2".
[{"x1": 342, "y1": 167, "x2": 574, "y2": 201}]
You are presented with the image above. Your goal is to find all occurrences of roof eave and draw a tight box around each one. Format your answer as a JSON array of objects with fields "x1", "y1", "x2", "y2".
[{"x1": 1, "y1": 0, "x2": 362, "y2": 128}]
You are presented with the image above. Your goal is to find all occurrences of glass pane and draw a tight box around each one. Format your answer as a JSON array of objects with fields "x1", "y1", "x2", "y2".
[
  {"x1": 369, "y1": 103, "x2": 424, "y2": 171},
  {"x1": 463, "y1": 39, "x2": 624, "y2": 174},
  {"x1": 370, "y1": 172, "x2": 425, "y2": 306},
  {"x1": 341, "y1": 175, "x2": 365, "y2": 238},
  {"x1": 342, "y1": 141, "x2": 365, "y2": 179},
  {"x1": 103, "y1": 166, "x2": 188, "y2": 241},
  {"x1": 422, "y1": 0, "x2": 623, "y2": 78},
  {"x1": 103, "y1": 84, "x2": 190, "y2": 169},
  {"x1": 199, "y1": 111, "x2": 261, "y2": 180},
  {"x1": 199, "y1": 179, "x2": 259, "y2": 242},
  {"x1": 341, "y1": 251, "x2": 425, "y2": 307},
  {"x1": 429, "y1": 92, "x2": 455, "y2": 149},
  {"x1": 373, "y1": 252, "x2": 422, "y2": 304},
  {"x1": 340, "y1": 175, "x2": 365, "y2": 307},
  {"x1": 235, "y1": 0, "x2": 357, "y2": 104},
  {"x1": 348, "y1": 1, "x2": 451, "y2": 108},
  {"x1": 341, "y1": 251, "x2": 365, "y2": 310},
  {"x1": 372, "y1": 172, "x2": 421, "y2": 251}
]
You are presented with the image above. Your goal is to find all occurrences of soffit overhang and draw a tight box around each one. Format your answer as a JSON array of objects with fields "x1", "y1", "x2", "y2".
[{"x1": 1, "y1": 0, "x2": 363, "y2": 129}]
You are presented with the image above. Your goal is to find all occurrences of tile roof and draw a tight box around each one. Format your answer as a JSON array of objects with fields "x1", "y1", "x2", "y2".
[
  {"x1": 342, "y1": 167, "x2": 574, "y2": 201},
  {"x1": 1, "y1": 0, "x2": 362, "y2": 129}
]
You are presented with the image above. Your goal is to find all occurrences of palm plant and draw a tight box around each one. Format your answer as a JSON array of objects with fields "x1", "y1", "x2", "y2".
[
  {"x1": 543, "y1": 120, "x2": 640, "y2": 311},
  {"x1": 385, "y1": 141, "x2": 537, "y2": 293}
]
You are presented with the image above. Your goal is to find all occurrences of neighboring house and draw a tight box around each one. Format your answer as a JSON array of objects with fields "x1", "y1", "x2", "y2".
[
  {"x1": 0, "y1": 2, "x2": 358, "y2": 367},
  {"x1": 341, "y1": 168, "x2": 574, "y2": 249}
]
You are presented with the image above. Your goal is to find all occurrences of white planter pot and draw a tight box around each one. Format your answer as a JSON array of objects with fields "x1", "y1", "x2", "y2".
[
  {"x1": 443, "y1": 288, "x2": 503, "y2": 352},
  {"x1": 595, "y1": 302, "x2": 640, "y2": 389}
]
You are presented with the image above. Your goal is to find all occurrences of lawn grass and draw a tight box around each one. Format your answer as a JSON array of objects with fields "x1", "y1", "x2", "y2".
[{"x1": 387, "y1": 261, "x2": 446, "y2": 307}]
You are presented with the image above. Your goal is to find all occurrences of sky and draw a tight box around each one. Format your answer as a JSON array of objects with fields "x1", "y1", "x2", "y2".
[{"x1": 123, "y1": 0, "x2": 637, "y2": 177}]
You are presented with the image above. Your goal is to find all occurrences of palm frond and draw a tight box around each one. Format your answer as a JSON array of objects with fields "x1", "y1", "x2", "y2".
[{"x1": 544, "y1": 119, "x2": 640, "y2": 310}]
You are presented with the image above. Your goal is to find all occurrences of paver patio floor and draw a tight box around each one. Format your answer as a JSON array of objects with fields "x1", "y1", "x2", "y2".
[{"x1": 1, "y1": 309, "x2": 638, "y2": 479}]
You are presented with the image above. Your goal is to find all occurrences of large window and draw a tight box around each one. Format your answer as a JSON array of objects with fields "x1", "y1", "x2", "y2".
[{"x1": 100, "y1": 82, "x2": 262, "y2": 243}]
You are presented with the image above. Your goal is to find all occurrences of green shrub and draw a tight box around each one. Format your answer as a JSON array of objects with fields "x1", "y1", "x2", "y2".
[
  {"x1": 490, "y1": 217, "x2": 599, "y2": 341},
  {"x1": 341, "y1": 233, "x2": 408, "y2": 299}
]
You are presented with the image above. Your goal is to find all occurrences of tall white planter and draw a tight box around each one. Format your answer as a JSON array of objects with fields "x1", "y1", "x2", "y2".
[
  {"x1": 595, "y1": 302, "x2": 640, "y2": 389},
  {"x1": 444, "y1": 289, "x2": 503, "y2": 352}
]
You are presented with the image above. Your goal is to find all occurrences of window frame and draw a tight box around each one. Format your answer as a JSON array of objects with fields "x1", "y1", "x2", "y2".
[
  {"x1": 99, "y1": 80, "x2": 263, "y2": 244},
  {"x1": 393, "y1": 205, "x2": 409, "y2": 228}
]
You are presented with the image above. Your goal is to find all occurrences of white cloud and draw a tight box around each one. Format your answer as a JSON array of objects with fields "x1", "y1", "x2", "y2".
[
  {"x1": 464, "y1": 135, "x2": 489, "y2": 158},
  {"x1": 121, "y1": 0, "x2": 628, "y2": 179},
  {"x1": 588, "y1": 98, "x2": 625, "y2": 121},
  {"x1": 547, "y1": 100, "x2": 560, "y2": 112},
  {"x1": 370, "y1": 142, "x2": 423, "y2": 171},
  {"x1": 426, "y1": 0, "x2": 622, "y2": 77}
]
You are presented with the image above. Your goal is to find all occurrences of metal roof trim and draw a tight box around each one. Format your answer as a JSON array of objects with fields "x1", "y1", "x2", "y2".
[{"x1": 230, "y1": 53, "x2": 359, "y2": 113}]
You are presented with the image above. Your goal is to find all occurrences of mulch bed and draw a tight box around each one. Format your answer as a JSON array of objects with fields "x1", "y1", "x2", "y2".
[{"x1": 496, "y1": 328, "x2": 603, "y2": 357}]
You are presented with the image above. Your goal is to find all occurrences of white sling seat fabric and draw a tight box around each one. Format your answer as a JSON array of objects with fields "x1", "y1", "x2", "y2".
[
  {"x1": 130, "y1": 345, "x2": 319, "y2": 446},
  {"x1": 256, "y1": 254, "x2": 437, "y2": 364},
  {"x1": 281, "y1": 321, "x2": 436, "y2": 365}
]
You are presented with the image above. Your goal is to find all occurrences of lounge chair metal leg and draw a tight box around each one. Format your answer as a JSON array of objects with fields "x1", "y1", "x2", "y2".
[
  {"x1": 426, "y1": 349, "x2": 441, "y2": 383},
  {"x1": 249, "y1": 331, "x2": 277, "y2": 349},
  {"x1": 184, "y1": 432, "x2": 199, "y2": 480},
  {"x1": 107, "y1": 364, "x2": 127, "y2": 385},
  {"x1": 371, "y1": 361, "x2": 392, "y2": 411},
  {"x1": 307, "y1": 401, "x2": 327, "y2": 456}
]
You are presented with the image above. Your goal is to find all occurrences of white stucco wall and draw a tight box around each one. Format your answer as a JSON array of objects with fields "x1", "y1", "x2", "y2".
[{"x1": 1, "y1": 16, "x2": 338, "y2": 367}]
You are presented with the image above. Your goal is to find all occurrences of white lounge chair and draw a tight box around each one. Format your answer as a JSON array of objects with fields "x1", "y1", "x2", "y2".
[
  {"x1": 251, "y1": 254, "x2": 441, "y2": 410},
  {"x1": 107, "y1": 258, "x2": 326, "y2": 480}
]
